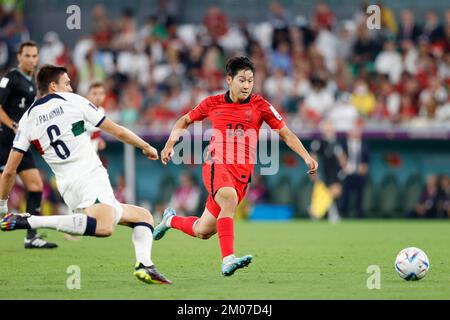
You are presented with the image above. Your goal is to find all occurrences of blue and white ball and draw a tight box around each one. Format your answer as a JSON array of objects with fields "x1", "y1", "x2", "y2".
[{"x1": 395, "y1": 247, "x2": 430, "y2": 281}]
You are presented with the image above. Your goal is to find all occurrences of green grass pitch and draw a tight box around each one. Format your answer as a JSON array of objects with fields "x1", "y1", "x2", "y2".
[{"x1": 1, "y1": 219, "x2": 450, "y2": 299}]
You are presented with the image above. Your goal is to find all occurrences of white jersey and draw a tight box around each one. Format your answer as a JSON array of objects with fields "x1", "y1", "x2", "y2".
[
  {"x1": 85, "y1": 106, "x2": 104, "y2": 152},
  {"x1": 13, "y1": 92, "x2": 106, "y2": 195}
]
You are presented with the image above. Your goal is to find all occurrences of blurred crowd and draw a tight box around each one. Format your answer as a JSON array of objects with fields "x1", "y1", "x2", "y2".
[
  {"x1": 1, "y1": 1, "x2": 450, "y2": 219},
  {"x1": 407, "y1": 174, "x2": 450, "y2": 219},
  {"x1": 1, "y1": 0, "x2": 450, "y2": 133}
]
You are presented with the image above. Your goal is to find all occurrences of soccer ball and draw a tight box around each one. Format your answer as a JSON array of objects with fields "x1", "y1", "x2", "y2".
[{"x1": 395, "y1": 247, "x2": 430, "y2": 281}]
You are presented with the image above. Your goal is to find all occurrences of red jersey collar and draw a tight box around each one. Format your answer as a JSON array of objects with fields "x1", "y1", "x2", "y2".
[{"x1": 225, "y1": 91, "x2": 252, "y2": 104}]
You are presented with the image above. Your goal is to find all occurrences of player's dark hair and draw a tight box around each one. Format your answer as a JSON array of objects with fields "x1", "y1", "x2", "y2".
[
  {"x1": 18, "y1": 41, "x2": 38, "y2": 54},
  {"x1": 36, "y1": 65, "x2": 68, "y2": 95},
  {"x1": 226, "y1": 56, "x2": 255, "y2": 78},
  {"x1": 88, "y1": 81, "x2": 105, "y2": 92}
]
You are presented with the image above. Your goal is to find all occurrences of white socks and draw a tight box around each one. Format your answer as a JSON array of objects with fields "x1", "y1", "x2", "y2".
[
  {"x1": 223, "y1": 254, "x2": 236, "y2": 264},
  {"x1": 28, "y1": 214, "x2": 88, "y2": 235},
  {"x1": 166, "y1": 215, "x2": 174, "y2": 228},
  {"x1": 132, "y1": 225, "x2": 154, "y2": 267},
  {"x1": 27, "y1": 214, "x2": 155, "y2": 266}
]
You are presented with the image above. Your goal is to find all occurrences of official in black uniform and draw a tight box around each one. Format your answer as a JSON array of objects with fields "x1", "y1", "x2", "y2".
[
  {"x1": 310, "y1": 120, "x2": 345, "y2": 222},
  {"x1": 0, "y1": 41, "x2": 57, "y2": 248}
]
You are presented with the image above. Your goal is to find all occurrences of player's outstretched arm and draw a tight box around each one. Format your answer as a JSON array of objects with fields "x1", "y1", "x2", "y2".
[
  {"x1": 161, "y1": 114, "x2": 193, "y2": 165},
  {"x1": 278, "y1": 125, "x2": 318, "y2": 174},
  {"x1": 0, "y1": 150, "x2": 24, "y2": 214},
  {"x1": 99, "y1": 118, "x2": 158, "y2": 160}
]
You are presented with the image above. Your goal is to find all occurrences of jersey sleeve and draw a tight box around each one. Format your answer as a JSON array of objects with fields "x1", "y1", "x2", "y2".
[
  {"x1": 78, "y1": 95, "x2": 106, "y2": 127},
  {"x1": 12, "y1": 114, "x2": 31, "y2": 153},
  {"x1": 84, "y1": 120, "x2": 97, "y2": 134},
  {"x1": 188, "y1": 97, "x2": 211, "y2": 122},
  {"x1": 84, "y1": 106, "x2": 104, "y2": 134},
  {"x1": 259, "y1": 98, "x2": 285, "y2": 130},
  {"x1": 0, "y1": 73, "x2": 13, "y2": 106}
]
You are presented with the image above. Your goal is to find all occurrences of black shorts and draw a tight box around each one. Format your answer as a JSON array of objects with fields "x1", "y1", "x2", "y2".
[{"x1": 0, "y1": 148, "x2": 36, "y2": 173}]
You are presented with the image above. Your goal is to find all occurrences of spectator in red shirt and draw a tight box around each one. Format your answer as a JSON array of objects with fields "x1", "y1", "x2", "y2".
[
  {"x1": 203, "y1": 6, "x2": 229, "y2": 41},
  {"x1": 398, "y1": 94, "x2": 417, "y2": 123},
  {"x1": 313, "y1": 1, "x2": 336, "y2": 30}
]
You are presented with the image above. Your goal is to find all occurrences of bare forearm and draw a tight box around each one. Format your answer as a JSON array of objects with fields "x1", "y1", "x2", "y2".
[
  {"x1": 277, "y1": 126, "x2": 317, "y2": 173},
  {"x1": 165, "y1": 116, "x2": 191, "y2": 148},
  {"x1": 99, "y1": 118, "x2": 158, "y2": 160},
  {"x1": 283, "y1": 133, "x2": 311, "y2": 160},
  {"x1": 115, "y1": 126, "x2": 149, "y2": 150}
]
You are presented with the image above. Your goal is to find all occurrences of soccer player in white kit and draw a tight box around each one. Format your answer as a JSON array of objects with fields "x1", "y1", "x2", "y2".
[
  {"x1": 63, "y1": 82, "x2": 107, "y2": 242},
  {"x1": 0, "y1": 65, "x2": 171, "y2": 284}
]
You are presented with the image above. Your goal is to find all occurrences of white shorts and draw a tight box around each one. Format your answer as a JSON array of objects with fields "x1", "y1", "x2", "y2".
[{"x1": 62, "y1": 166, "x2": 123, "y2": 225}]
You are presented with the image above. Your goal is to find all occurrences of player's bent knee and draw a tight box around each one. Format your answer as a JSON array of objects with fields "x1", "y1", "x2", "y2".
[
  {"x1": 196, "y1": 232, "x2": 215, "y2": 240},
  {"x1": 218, "y1": 187, "x2": 238, "y2": 200},
  {"x1": 194, "y1": 224, "x2": 216, "y2": 239},
  {"x1": 216, "y1": 188, "x2": 238, "y2": 210},
  {"x1": 96, "y1": 224, "x2": 115, "y2": 237},
  {"x1": 95, "y1": 214, "x2": 116, "y2": 237},
  {"x1": 26, "y1": 181, "x2": 44, "y2": 192},
  {"x1": 130, "y1": 207, "x2": 153, "y2": 226},
  {"x1": 120, "y1": 204, "x2": 154, "y2": 226},
  {"x1": 219, "y1": 199, "x2": 238, "y2": 212},
  {"x1": 140, "y1": 208, "x2": 154, "y2": 225}
]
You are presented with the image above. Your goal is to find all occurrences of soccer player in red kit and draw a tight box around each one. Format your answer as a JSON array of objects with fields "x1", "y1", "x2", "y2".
[{"x1": 154, "y1": 56, "x2": 318, "y2": 276}]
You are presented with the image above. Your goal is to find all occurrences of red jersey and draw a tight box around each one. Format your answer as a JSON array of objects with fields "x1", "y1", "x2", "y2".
[{"x1": 188, "y1": 91, "x2": 285, "y2": 182}]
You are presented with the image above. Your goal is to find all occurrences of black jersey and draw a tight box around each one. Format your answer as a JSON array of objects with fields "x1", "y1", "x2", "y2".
[
  {"x1": 310, "y1": 138, "x2": 343, "y2": 185},
  {"x1": 0, "y1": 68, "x2": 37, "y2": 145}
]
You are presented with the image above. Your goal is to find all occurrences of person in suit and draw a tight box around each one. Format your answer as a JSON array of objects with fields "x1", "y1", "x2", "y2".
[
  {"x1": 407, "y1": 174, "x2": 440, "y2": 219},
  {"x1": 340, "y1": 123, "x2": 370, "y2": 218},
  {"x1": 397, "y1": 9, "x2": 422, "y2": 44}
]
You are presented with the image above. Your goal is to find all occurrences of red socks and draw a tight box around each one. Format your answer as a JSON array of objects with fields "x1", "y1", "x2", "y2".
[
  {"x1": 170, "y1": 216, "x2": 198, "y2": 237},
  {"x1": 170, "y1": 216, "x2": 235, "y2": 259},
  {"x1": 217, "y1": 217, "x2": 234, "y2": 258}
]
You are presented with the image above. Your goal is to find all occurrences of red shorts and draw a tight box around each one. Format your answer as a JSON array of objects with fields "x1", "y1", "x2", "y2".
[{"x1": 202, "y1": 161, "x2": 250, "y2": 218}]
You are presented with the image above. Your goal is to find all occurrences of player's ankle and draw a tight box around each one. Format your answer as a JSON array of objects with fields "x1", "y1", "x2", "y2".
[
  {"x1": 166, "y1": 215, "x2": 174, "y2": 228},
  {"x1": 222, "y1": 254, "x2": 236, "y2": 264}
]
